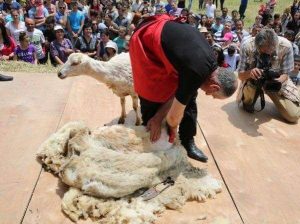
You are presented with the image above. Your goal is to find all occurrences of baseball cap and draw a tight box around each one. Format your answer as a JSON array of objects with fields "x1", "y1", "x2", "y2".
[
  {"x1": 105, "y1": 41, "x2": 118, "y2": 52},
  {"x1": 54, "y1": 25, "x2": 64, "y2": 31},
  {"x1": 199, "y1": 26, "x2": 208, "y2": 33},
  {"x1": 223, "y1": 32, "x2": 233, "y2": 41}
]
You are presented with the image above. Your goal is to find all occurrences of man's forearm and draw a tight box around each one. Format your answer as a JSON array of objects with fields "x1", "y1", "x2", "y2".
[
  {"x1": 238, "y1": 70, "x2": 251, "y2": 81},
  {"x1": 166, "y1": 98, "x2": 186, "y2": 128},
  {"x1": 153, "y1": 97, "x2": 174, "y2": 122}
]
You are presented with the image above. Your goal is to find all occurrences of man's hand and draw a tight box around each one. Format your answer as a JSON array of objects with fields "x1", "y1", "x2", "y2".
[
  {"x1": 275, "y1": 74, "x2": 288, "y2": 83},
  {"x1": 250, "y1": 68, "x2": 263, "y2": 80},
  {"x1": 146, "y1": 117, "x2": 162, "y2": 142},
  {"x1": 167, "y1": 122, "x2": 177, "y2": 143}
]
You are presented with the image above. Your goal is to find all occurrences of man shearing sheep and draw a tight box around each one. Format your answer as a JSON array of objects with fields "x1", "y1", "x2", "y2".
[{"x1": 129, "y1": 14, "x2": 238, "y2": 162}]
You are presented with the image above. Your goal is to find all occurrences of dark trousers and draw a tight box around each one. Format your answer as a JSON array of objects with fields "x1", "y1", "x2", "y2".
[
  {"x1": 139, "y1": 92, "x2": 198, "y2": 141},
  {"x1": 38, "y1": 56, "x2": 48, "y2": 64},
  {"x1": 220, "y1": 0, "x2": 225, "y2": 10},
  {"x1": 239, "y1": 3, "x2": 247, "y2": 19}
]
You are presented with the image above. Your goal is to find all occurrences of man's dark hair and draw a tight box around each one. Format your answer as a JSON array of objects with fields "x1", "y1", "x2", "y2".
[
  {"x1": 83, "y1": 22, "x2": 92, "y2": 30},
  {"x1": 284, "y1": 30, "x2": 295, "y2": 40},
  {"x1": 235, "y1": 19, "x2": 244, "y2": 25},
  {"x1": 90, "y1": 9, "x2": 99, "y2": 17},
  {"x1": 101, "y1": 28, "x2": 110, "y2": 37},
  {"x1": 45, "y1": 15, "x2": 55, "y2": 24},
  {"x1": 228, "y1": 45, "x2": 236, "y2": 55},
  {"x1": 274, "y1": 13, "x2": 280, "y2": 19}
]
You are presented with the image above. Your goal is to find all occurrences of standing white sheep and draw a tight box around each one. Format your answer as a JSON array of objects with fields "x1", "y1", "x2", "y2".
[{"x1": 58, "y1": 53, "x2": 141, "y2": 126}]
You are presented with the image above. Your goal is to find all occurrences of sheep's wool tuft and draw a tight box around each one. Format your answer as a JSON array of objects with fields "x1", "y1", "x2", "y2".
[{"x1": 37, "y1": 121, "x2": 222, "y2": 223}]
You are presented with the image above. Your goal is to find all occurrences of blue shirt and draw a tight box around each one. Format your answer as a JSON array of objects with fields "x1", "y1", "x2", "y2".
[
  {"x1": 5, "y1": 14, "x2": 24, "y2": 23},
  {"x1": 3, "y1": 2, "x2": 21, "y2": 11},
  {"x1": 165, "y1": 4, "x2": 172, "y2": 13},
  {"x1": 55, "y1": 11, "x2": 64, "y2": 24},
  {"x1": 211, "y1": 23, "x2": 224, "y2": 33},
  {"x1": 67, "y1": 11, "x2": 84, "y2": 33}
]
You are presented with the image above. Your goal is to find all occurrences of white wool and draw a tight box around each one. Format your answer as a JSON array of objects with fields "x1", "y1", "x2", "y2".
[
  {"x1": 148, "y1": 128, "x2": 174, "y2": 151},
  {"x1": 38, "y1": 122, "x2": 222, "y2": 223}
]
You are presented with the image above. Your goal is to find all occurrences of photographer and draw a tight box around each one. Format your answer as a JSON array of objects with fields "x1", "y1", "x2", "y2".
[{"x1": 237, "y1": 28, "x2": 300, "y2": 123}]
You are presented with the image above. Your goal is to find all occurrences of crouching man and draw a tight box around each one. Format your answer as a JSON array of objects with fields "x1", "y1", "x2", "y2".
[
  {"x1": 129, "y1": 14, "x2": 238, "y2": 163},
  {"x1": 237, "y1": 28, "x2": 300, "y2": 123}
]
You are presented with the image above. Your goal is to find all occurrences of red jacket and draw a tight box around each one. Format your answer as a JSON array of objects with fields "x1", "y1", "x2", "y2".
[{"x1": 129, "y1": 14, "x2": 178, "y2": 103}]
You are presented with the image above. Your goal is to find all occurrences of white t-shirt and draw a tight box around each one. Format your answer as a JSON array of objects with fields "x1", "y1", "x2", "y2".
[
  {"x1": 131, "y1": 2, "x2": 141, "y2": 12},
  {"x1": 5, "y1": 21, "x2": 26, "y2": 45},
  {"x1": 26, "y1": 28, "x2": 46, "y2": 60},
  {"x1": 224, "y1": 52, "x2": 240, "y2": 72},
  {"x1": 205, "y1": 3, "x2": 216, "y2": 18}
]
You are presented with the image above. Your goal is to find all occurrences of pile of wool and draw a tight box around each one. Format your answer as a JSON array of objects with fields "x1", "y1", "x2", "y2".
[{"x1": 37, "y1": 121, "x2": 222, "y2": 223}]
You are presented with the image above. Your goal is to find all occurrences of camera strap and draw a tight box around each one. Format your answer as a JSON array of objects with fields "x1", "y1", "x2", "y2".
[
  {"x1": 242, "y1": 80, "x2": 265, "y2": 113},
  {"x1": 253, "y1": 84, "x2": 265, "y2": 112}
]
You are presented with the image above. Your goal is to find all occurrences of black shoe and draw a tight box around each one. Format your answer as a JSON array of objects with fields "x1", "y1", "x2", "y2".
[
  {"x1": 181, "y1": 139, "x2": 208, "y2": 163},
  {"x1": 0, "y1": 74, "x2": 13, "y2": 81}
]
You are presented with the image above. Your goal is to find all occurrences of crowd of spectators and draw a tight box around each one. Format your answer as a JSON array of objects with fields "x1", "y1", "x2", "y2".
[{"x1": 0, "y1": 0, "x2": 299, "y2": 83}]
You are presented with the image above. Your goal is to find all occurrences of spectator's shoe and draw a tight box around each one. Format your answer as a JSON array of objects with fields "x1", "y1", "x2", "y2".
[
  {"x1": 0, "y1": 74, "x2": 13, "y2": 81},
  {"x1": 181, "y1": 139, "x2": 208, "y2": 163}
]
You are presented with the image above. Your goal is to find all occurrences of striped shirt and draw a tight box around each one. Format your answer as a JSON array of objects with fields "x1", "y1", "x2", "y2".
[{"x1": 213, "y1": 31, "x2": 239, "y2": 45}]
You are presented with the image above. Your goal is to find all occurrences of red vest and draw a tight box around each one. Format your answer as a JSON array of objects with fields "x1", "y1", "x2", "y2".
[{"x1": 129, "y1": 14, "x2": 178, "y2": 103}]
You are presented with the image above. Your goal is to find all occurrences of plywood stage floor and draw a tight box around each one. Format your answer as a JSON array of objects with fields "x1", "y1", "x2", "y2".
[{"x1": 1, "y1": 73, "x2": 300, "y2": 224}]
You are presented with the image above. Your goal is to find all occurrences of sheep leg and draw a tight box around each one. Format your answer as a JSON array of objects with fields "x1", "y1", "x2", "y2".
[
  {"x1": 132, "y1": 95, "x2": 141, "y2": 126},
  {"x1": 118, "y1": 97, "x2": 126, "y2": 124}
]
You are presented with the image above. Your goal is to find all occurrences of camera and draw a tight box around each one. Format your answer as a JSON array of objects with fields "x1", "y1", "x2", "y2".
[{"x1": 259, "y1": 68, "x2": 282, "y2": 92}]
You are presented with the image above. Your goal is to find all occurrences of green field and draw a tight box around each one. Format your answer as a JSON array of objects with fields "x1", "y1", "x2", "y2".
[
  {"x1": 194, "y1": 0, "x2": 291, "y2": 30},
  {"x1": 0, "y1": 60, "x2": 58, "y2": 73},
  {"x1": 0, "y1": 0, "x2": 293, "y2": 73}
]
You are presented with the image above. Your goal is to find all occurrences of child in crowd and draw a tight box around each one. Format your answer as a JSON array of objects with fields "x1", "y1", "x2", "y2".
[
  {"x1": 103, "y1": 40, "x2": 117, "y2": 61},
  {"x1": 289, "y1": 55, "x2": 300, "y2": 86},
  {"x1": 205, "y1": 0, "x2": 216, "y2": 19},
  {"x1": 212, "y1": 45, "x2": 229, "y2": 68},
  {"x1": 113, "y1": 26, "x2": 127, "y2": 53},
  {"x1": 211, "y1": 16, "x2": 223, "y2": 34},
  {"x1": 224, "y1": 45, "x2": 240, "y2": 72},
  {"x1": 34, "y1": 0, "x2": 46, "y2": 20},
  {"x1": 222, "y1": 32, "x2": 233, "y2": 50},
  {"x1": 284, "y1": 30, "x2": 299, "y2": 56},
  {"x1": 14, "y1": 31, "x2": 37, "y2": 64}
]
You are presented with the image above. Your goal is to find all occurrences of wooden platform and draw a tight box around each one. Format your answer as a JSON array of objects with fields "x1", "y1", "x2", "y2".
[{"x1": 1, "y1": 73, "x2": 299, "y2": 224}]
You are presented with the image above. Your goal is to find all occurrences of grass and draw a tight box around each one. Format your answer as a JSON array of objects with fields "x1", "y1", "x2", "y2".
[
  {"x1": 0, "y1": 60, "x2": 58, "y2": 73},
  {"x1": 192, "y1": 0, "x2": 291, "y2": 30}
]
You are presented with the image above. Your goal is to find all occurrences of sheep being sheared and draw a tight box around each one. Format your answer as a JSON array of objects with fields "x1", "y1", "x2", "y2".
[
  {"x1": 37, "y1": 121, "x2": 222, "y2": 224},
  {"x1": 57, "y1": 53, "x2": 141, "y2": 125}
]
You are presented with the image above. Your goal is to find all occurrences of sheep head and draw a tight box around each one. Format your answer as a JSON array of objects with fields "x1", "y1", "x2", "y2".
[{"x1": 58, "y1": 53, "x2": 92, "y2": 79}]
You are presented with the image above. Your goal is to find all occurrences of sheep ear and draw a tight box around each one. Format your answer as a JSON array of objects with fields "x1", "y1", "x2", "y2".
[{"x1": 71, "y1": 55, "x2": 81, "y2": 66}]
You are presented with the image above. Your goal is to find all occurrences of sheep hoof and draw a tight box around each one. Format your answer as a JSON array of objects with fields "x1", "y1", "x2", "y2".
[
  {"x1": 118, "y1": 118, "x2": 125, "y2": 124},
  {"x1": 135, "y1": 120, "x2": 141, "y2": 126}
]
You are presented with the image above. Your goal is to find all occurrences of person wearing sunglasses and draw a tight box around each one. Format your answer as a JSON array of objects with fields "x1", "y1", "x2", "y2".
[{"x1": 55, "y1": 2, "x2": 68, "y2": 28}]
